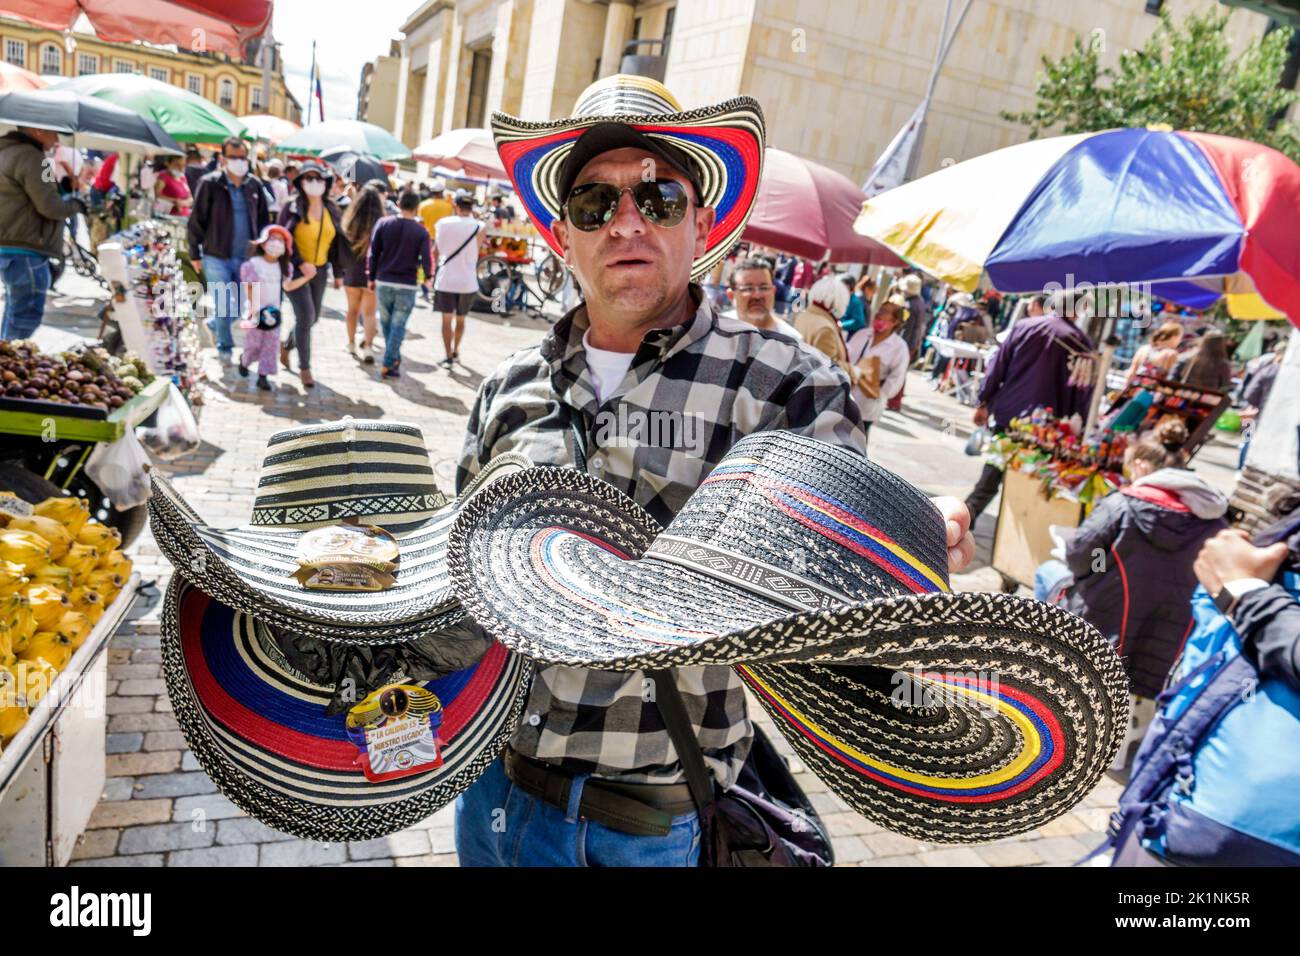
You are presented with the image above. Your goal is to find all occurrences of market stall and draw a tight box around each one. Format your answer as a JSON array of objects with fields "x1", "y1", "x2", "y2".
[
  {"x1": 0, "y1": 492, "x2": 139, "y2": 866},
  {"x1": 987, "y1": 380, "x2": 1228, "y2": 589}
]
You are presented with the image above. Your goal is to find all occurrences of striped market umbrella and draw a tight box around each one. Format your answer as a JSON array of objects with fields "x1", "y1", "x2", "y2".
[
  {"x1": 855, "y1": 127, "x2": 1300, "y2": 328},
  {"x1": 49, "y1": 73, "x2": 248, "y2": 143},
  {"x1": 277, "y1": 120, "x2": 411, "y2": 161}
]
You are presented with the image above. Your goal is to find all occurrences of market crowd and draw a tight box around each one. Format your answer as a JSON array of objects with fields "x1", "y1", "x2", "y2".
[{"x1": 2, "y1": 78, "x2": 1295, "y2": 871}]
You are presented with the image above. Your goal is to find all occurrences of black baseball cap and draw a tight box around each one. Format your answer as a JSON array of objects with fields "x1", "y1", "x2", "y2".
[{"x1": 557, "y1": 123, "x2": 704, "y2": 207}]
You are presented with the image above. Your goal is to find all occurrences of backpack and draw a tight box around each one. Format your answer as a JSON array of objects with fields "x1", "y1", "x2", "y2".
[{"x1": 1107, "y1": 574, "x2": 1300, "y2": 865}]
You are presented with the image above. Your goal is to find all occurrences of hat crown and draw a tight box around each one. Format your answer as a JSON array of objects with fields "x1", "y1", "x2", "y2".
[
  {"x1": 573, "y1": 74, "x2": 683, "y2": 119},
  {"x1": 250, "y1": 418, "x2": 446, "y2": 531},
  {"x1": 649, "y1": 432, "x2": 950, "y2": 606}
]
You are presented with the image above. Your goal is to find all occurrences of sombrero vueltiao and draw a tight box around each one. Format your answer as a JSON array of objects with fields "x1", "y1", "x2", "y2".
[
  {"x1": 448, "y1": 431, "x2": 1130, "y2": 843},
  {"x1": 161, "y1": 578, "x2": 529, "y2": 841},
  {"x1": 491, "y1": 73, "x2": 765, "y2": 280},
  {"x1": 148, "y1": 418, "x2": 528, "y2": 645}
]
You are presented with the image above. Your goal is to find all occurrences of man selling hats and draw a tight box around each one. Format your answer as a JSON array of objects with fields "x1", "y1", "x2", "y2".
[{"x1": 453, "y1": 74, "x2": 978, "y2": 867}]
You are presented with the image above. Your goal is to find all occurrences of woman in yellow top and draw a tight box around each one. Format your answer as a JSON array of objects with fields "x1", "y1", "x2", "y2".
[{"x1": 276, "y1": 160, "x2": 345, "y2": 388}]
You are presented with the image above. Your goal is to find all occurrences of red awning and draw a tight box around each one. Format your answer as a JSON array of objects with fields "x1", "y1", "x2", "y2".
[{"x1": 5, "y1": 1, "x2": 273, "y2": 57}]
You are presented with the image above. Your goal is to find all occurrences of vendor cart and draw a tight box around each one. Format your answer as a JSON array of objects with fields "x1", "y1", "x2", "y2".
[
  {"x1": 0, "y1": 379, "x2": 169, "y2": 547},
  {"x1": 989, "y1": 381, "x2": 1230, "y2": 591},
  {"x1": 0, "y1": 574, "x2": 140, "y2": 866},
  {"x1": 474, "y1": 220, "x2": 566, "y2": 318}
]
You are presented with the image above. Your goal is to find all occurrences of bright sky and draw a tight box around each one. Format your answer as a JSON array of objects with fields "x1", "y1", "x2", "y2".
[{"x1": 271, "y1": 0, "x2": 416, "y2": 125}]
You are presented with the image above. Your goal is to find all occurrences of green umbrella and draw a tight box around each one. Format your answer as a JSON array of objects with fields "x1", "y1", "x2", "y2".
[
  {"x1": 48, "y1": 73, "x2": 249, "y2": 144},
  {"x1": 275, "y1": 119, "x2": 411, "y2": 161}
]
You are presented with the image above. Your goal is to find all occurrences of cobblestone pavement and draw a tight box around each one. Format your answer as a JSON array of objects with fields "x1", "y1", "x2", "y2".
[{"x1": 62, "y1": 285, "x2": 1134, "y2": 867}]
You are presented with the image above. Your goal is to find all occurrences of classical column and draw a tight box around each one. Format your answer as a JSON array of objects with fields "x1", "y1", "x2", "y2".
[{"x1": 598, "y1": 0, "x2": 636, "y2": 78}]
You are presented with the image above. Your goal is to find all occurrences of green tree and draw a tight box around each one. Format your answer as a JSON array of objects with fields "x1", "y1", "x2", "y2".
[{"x1": 1003, "y1": 10, "x2": 1300, "y2": 161}]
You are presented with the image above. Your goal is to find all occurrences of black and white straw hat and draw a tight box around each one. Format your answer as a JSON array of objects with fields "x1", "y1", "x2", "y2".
[
  {"x1": 162, "y1": 578, "x2": 530, "y2": 841},
  {"x1": 149, "y1": 418, "x2": 529, "y2": 644},
  {"x1": 449, "y1": 431, "x2": 1130, "y2": 842}
]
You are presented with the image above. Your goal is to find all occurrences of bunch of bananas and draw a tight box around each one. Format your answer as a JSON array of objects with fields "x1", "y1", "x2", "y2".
[{"x1": 0, "y1": 494, "x2": 132, "y2": 747}]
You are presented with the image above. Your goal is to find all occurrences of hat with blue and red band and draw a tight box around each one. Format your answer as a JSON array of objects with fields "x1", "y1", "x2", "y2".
[
  {"x1": 160, "y1": 578, "x2": 530, "y2": 842},
  {"x1": 490, "y1": 73, "x2": 765, "y2": 281},
  {"x1": 447, "y1": 430, "x2": 1130, "y2": 844}
]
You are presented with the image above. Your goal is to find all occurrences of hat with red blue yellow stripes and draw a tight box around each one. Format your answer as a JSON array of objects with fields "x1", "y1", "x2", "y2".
[
  {"x1": 446, "y1": 430, "x2": 1130, "y2": 844},
  {"x1": 491, "y1": 73, "x2": 765, "y2": 281}
]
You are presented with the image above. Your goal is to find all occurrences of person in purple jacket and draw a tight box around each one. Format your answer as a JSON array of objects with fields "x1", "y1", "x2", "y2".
[
  {"x1": 964, "y1": 289, "x2": 1095, "y2": 522},
  {"x1": 367, "y1": 189, "x2": 433, "y2": 378}
]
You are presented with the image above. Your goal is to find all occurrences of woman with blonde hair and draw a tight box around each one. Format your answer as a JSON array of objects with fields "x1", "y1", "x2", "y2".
[{"x1": 1125, "y1": 320, "x2": 1184, "y2": 384}]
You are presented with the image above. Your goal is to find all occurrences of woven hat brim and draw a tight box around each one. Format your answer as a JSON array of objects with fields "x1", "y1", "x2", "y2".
[
  {"x1": 491, "y1": 97, "x2": 765, "y2": 281},
  {"x1": 149, "y1": 452, "x2": 530, "y2": 644},
  {"x1": 162, "y1": 579, "x2": 531, "y2": 842},
  {"x1": 448, "y1": 468, "x2": 1129, "y2": 843}
]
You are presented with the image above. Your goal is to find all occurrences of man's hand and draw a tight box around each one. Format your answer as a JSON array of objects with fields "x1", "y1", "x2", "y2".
[
  {"x1": 931, "y1": 496, "x2": 975, "y2": 573},
  {"x1": 333, "y1": 277, "x2": 342, "y2": 289},
  {"x1": 190, "y1": 259, "x2": 203, "y2": 275},
  {"x1": 300, "y1": 262, "x2": 317, "y2": 279},
  {"x1": 1194, "y1": 529, "x2": 1288, "y2": 595},
  {"x1": 972, "y1": 405, "x2": 989, "y2": 427}
]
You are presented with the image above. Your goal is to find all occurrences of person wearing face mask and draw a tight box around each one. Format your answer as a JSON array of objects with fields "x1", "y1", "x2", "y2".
[
  {"x1": 844, "y1": 301, "x2": 910, "y2": 449},
  {"x1": 276, "y1": 160, "x2": 345, "y2": 388},
  {"x1": 0, "y1": 126, "x2": 87, "y2": 340},
  {"x1": 188, "y1": 136, "x2": 271, "y2": 362}
]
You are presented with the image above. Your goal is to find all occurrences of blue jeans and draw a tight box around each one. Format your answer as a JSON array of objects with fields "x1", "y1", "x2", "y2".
[
  {"x1": 1034, "y1": 559, "x2": 1074, "y2": 603},
  {"x1": 376, "y1": 283, "x2": 417, "y2": 371},
  {"x1": 0, "y1": 253, "x2": 51, "y2": 341},
  {"x1": 202, "y1": 255, "x2": 246, "y2": 353},
  {"x1": 454, "y1": 756, "x2": 702, "y2": 867}
]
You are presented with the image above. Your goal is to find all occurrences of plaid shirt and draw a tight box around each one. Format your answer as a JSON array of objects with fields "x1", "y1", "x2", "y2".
[{"x1": 457, "y1": 284, "x2": 865, "y2": 788}]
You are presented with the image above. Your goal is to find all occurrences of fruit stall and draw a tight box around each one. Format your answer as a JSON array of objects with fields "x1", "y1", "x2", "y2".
[
  {"x1": 0, "y1": 495, "x2": 137, "y2": 866},
  {"x1": 0, "y1": 341, "x2": 177, "y2": 549}
]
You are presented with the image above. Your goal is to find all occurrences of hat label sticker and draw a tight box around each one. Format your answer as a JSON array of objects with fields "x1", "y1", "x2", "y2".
[
  {"x1": 346, "y1": 684, "x2": 444, "y2": 783},
  {"x1": 292, "y1": 522, "x2": 400, "y2": 591}
]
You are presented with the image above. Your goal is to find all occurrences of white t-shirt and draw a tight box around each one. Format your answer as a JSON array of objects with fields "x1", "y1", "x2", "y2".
[
  {"x1": 433, "y1": 215, "x2": 482, "y2": 294},
  {"x1": 582, "y1": 330, "x2": 636, "y2": 405}
]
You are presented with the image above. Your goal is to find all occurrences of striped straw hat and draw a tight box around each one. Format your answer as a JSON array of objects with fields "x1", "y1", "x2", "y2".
[
  {"x1": 148, "y1": 418, "x2": 529, "y2": 644},
  {"x1": 162, "y1": 578, "x2": 529, "y2": 841},
  {"x1": 491, "y1": 73, "x2": 765, "y2": 281},
  {"x1": 448, "y1": 431, "x2": 1130, "y2": 842}
]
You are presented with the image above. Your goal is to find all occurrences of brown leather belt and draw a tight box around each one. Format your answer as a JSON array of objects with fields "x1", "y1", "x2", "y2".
[{"x1": 503, "y1": 747, "x2": 697, "y2": 837}]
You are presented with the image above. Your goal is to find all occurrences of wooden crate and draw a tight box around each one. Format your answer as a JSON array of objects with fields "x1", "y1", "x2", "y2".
[{"x1": 991, "y1": 468, "x2": 1086, "y2": 589}]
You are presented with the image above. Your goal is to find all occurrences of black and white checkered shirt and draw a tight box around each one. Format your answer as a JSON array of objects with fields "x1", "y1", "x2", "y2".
[{"x1": 456, "y1": 284, "x2": 866, "y2": 788}]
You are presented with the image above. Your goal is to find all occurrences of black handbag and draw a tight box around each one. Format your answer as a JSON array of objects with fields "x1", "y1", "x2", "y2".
[{"x1": 650, "y1": 668, "x2": 834, "y2": 867}]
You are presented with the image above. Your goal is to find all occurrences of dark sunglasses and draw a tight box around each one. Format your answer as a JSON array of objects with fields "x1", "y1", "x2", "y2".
[{"x1": 562, "y1": 179, "x2": 691, "y2": 232}]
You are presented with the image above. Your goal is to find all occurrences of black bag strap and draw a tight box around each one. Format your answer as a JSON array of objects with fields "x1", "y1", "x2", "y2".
[
  {"x1": 647, "y1": 669, "x2": 715, "y2": 813},
  {"x1": 441, "y1": 222, "x2": 480, "y2": 266}
]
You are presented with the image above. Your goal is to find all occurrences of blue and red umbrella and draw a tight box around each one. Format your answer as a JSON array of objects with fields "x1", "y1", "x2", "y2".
[{"x1": 854, "y1": 127, "x2": 1300, "y2": 327}]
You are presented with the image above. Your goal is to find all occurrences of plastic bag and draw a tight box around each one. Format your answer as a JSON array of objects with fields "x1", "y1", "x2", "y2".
[
  {"x1": 965, "y1": 426, "x2": 989, "y2": 456},
  {"x1": 85, "y1": 429, "x2": 152, "y2": 511},
  {"x1": 136, "y1": 382, "x2": 201, "y2": 460}
]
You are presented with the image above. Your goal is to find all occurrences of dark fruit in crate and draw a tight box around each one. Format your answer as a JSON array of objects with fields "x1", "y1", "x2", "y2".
[
  {"x1": 108, "y1": 395, "x2": 124, "y2": 408},
  {"x1": 22, "y1": 387, "x2": 38, "y2": 398}
]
